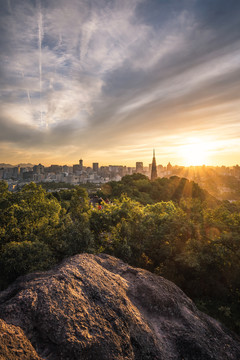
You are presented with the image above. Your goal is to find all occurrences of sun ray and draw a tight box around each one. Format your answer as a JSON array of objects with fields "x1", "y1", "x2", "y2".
[{"x1": 179, "y1": 138, "x2": 210, "y2": 166}]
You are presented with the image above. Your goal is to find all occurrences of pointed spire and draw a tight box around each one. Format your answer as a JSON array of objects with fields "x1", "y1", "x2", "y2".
[{"x1": 151, "y1": 149, "x2": 158, "y2": 181}]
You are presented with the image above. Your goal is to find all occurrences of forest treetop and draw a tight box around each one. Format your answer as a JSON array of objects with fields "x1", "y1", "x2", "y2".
[{"x1": 0, "y1": 177, "x2": 239, "y2": 334}]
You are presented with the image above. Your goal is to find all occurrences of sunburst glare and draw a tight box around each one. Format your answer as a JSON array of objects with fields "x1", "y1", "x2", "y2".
[{"x1": 179, "y1": 139, "x2": 211, "y2": 166}]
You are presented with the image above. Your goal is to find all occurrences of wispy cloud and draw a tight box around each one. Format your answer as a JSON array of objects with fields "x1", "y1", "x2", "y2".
[
  {"x1": 37, "y1": 0, "x2": 43, "y2": 126},
  {"x1": 0, "y1": 0, "x2": 240, "y2": 165}
]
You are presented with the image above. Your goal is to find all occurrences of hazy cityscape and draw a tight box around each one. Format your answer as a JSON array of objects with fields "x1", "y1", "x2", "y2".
[{"x1": 1, "y1": 155, "x2": 240, "y2": 201}]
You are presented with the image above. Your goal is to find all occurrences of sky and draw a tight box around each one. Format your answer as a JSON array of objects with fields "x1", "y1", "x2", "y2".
[{"x1": 0, "y1": 0, "x2": 240, "y2": 166}]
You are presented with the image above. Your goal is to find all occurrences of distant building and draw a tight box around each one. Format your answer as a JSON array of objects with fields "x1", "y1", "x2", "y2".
[
  {"x1": 167, "y1": 162, "x2": 172, "y2": 171},
  {"x1": 33, "y1": 173, "x2": 45, "y2": 182},
  {"x1": 136, "y1": 162, "x2": 143, "y2": 173},
  {"x1": 3, "y1": 167, "x2": 14, "y2": 179},
  {"x1": 99, "y1": 166, "x2": 110, "y2": 177},
  {"x1": 167, "y1": 162, "x2": 172, "y2": 175},
  {"x1": 23, "y1": 171, "x2": 34, "y2": 181},
  {"x1": 73, "y1": 164, "x2": 81, "y2": 174},
  {"x1": 109, "y1": 165, "x2": 124, "y2": 176},
  {"x1": 79, "y1": 159, "x2": 83, "y2": 171},
  {"x1": 33, "y1": 163, "x2": 44, "y2": 174},
  {"x1": 62, "y1": 165, "x2": 70, "y2": 173},
  {"x1": 49, "y1": 165, "x2": 62, "y2": 174},
  {"x1": 157, "y1": 164, "x2": 164, "y2": 177},
  {"x1": 93, "y1": 163, "x2": 99, "y2": 173},
  {"x1": 127, "y1": 167, "x2": 133, "y2": 175},
  {"x1": 151, "y1": 149, "x2": 158, "y2": 181},
  {"x1": 12, "y1": 166, "x2": 20, "y2": 179}
]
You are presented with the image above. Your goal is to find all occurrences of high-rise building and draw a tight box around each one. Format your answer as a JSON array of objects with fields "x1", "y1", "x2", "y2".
[
  {"x1": 33, "y1": 163, "x2": 44, "y2": 174},
  {"x1": 79, "y1": 159, "x2": 83, "y2": 171},
  {"x1": 136, "y1": 162, "x2": 143, "y2": 173},
  {"x1": 62, "y1": 165, "x2": 69, "y2": 173},
  {"x1": 93, "y1": 163, "x2": 99, "y2": 173},
  {"x1": 157, "y1": 164, "x2": 164, "y2": 177},
  {"x1": 73, "y1": 164, "x2": 80, "y2": 173},
  {"x1": 12, "y1": 166, "x2": 21, "y2": 178},
  {"x1": 151, "y1": 149, "x2": 158, "y2": 181},
  {"x1": 49, "y1": 165, "x2": 62, "y2": 173},
  {"x1": 167, "y1": 162, "x2": 172, "y2": 172}
]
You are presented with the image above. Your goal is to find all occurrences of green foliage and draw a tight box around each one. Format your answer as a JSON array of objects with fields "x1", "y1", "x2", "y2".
[
  {"x1": 0, "y1": 240, "x2": 54, "y2": 286},
  {"x1": 0, "y1": 182, "x2": 92, "y2": 288},
  {"x1": 0, "y1": 181, "x2": 12, "y2": 212},
  {"x1": 100, "y1": 175, "x2": 216, "y2": 205},
  {"x1": 0, "y1": 177, "x2": 239, "y2": 334},
  {"x1": 69, "y1": 186, "x2": 90, "y2": 219},
  {"x1": 55, "y1": 215, "x2": 94, "y2": 257},
  {"x1": 0, "y1": 182, "x2": 61, "y2": 244}
]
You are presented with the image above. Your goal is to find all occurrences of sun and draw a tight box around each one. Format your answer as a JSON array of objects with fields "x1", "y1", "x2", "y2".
[{"x1": 179, "y1": 139, "x2": 209, "y2": 166}]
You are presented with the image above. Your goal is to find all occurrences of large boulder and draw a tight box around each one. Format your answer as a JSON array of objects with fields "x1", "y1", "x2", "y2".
[
  {"x1": 0, "y1": 319, "x2": 40, "y2": 360},
  {"x1": 0, "y1": 254, "x2": 239, "y2": 359}
]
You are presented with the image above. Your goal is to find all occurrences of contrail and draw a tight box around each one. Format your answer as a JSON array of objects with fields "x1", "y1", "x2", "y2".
[
  {"x1": 7, "y1": 0, "x2": 12, "y2": 13},
  {"x1": 27, "y1": 89, "x2": 32, "y2": 104},
  {"x1": 21, "y1": 70, "x2": 32, "y2": 105},
  {"x1": 37, "y1": 0, "x2": 43, "y2": 126}
]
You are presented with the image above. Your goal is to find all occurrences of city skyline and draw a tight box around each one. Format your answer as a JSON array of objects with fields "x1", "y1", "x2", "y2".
[
  {"x1": 0, "y1": 0, "x2": 240, "y2": 166},
  {"x1": 2, "y1": 156, "x2": 239, "y2": 200},
  {"x1": 1, "y1": 156, "x2": 239, "y2": 169}
]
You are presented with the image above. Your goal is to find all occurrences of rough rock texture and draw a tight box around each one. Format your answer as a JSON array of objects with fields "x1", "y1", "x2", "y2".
[
  {"x1": 0, "y1": 254, "x2": 239, "y2": 360},
  {"x1": 0, "y1": 319, "x2": 40, "y2": 360}
]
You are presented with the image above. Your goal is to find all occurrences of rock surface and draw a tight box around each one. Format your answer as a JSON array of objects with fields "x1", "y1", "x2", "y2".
[
  {"x1": 0, "y1": 319, "x2": 40, "y2": 360},
  {"x1": 0, "y1": 253, "x2": 239, "y2": 360}
]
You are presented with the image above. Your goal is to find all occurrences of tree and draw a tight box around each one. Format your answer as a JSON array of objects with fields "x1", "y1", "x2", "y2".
[
  {"x1": 0, "y1": 183, "x2": 61, "y2": 244},
  {"x1": 0, "y1": 241, "x2": 54, "y2": 287}
]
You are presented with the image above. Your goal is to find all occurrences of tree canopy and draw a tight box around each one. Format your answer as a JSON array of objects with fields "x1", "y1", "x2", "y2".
[{"x1": 0, "y1": 178, "x2": 239, "y2": 334}]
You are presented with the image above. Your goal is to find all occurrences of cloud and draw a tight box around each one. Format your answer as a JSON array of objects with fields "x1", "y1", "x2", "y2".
[{"x1": 0, "y1": 0, "x2": 240, "y2": 164}]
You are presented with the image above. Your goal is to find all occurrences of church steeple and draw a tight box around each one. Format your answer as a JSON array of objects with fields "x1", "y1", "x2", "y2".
[{"x1": 151, "y1": 149, "x2": 157, "y2": 181}]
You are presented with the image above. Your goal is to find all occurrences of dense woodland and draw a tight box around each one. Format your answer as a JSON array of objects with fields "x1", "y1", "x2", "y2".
[{"x1": 0, "y1": 174, "x2": 239, "y2": 334}]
